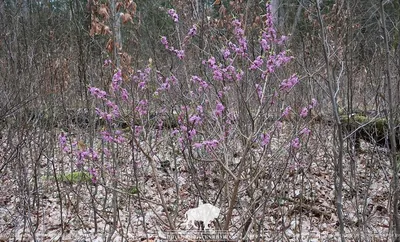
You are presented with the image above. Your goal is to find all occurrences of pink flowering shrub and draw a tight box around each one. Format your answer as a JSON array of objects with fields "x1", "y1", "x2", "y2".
[{"x1": 59, "y1": 2, "x2": 317, "y2": 233}]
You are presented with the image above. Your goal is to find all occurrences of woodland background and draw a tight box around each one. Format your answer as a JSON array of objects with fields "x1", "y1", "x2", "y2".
[{"x1": 1, "y1": 0, "x2": 400, "y2": 241}]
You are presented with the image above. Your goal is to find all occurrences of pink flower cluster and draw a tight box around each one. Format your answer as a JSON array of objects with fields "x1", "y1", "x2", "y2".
[
  {"x1": 279, "y1": 74, "x2": 299, "y2": 92},
  {"x1": 88, "y1": 87, "x2": 107, "y2": 99},
  {"x1": 193, "y1": 139, "x2": 220, "y2": 152},
  {"x1": 260, "y1": 132, "x2": 271, "y2": 146},
  {"x1": 59, "y1": 133, "x2": 100, "y2": 184},
  {"x1": 168, "y1": 9, "x2": 179, "y2": 23},
  {"x1": 231, "y1": 19, "x2": 247, "y2": 56},
  {"x1": 187, "y1": 25, "x2": 197, "y2": 37},
  {"x1": 112, "y1": 69, "x2": 122, "y2": 92},
  {"x1": 88, "y1": 168, "x2": 98, "y2": 184},
  {"x1": 249, "y1": 56, "x2": 264, "y2": 70},
  {"x1": 136, "y1": 99, "x2": 148, "y2": 116},
  {"x1": 191, "y1": 75, "x2": 209, "y2": 91},
  {"x1": 262, "y1": 4, "x2": 287, "y2": 47},
  {"x1": 100, "y1": 130, "x2": 125, "y2": 144},
  {"x1": 214, "y1": 102, "x2": 225, "y2": 117},
  {"x1": 94, "y1": 99, "x2": 120, "y2": 122},
  {"x1": 59, "y1": 133, "x2": 70, "y2": 153},
  {"x1": 132, "y1": 68, "x2": 151, "y2": 89},
  {"x1": 104, "y1": 59, "x2": 112, "y2": 66},
  {"x1": 203, "y1": 56, "x2": 242, "y2": 82},
  {"x1": 291, "y1": 137, "x2": 300, "y2": 149},
  {"x1": 160, "y1": 36, "x2": 185, "y2": 60},
  {"x1": 290, "y1": 127, "x2": 311, "y2": 151},
  {"x1": 299, "y1": 98, "x2": 318, "y2": 118},
  {"x1": 282, "y1": 106, "x2": 292, "y2": 119},
  {"x1": 255, "y1": 84, "x2": 263, "y2": 101}
]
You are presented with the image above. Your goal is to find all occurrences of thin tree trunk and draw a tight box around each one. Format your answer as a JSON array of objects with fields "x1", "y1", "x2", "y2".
[
  {"x1": 380, "y1": 1, "x2": 400, "y2": 241},
  {"x1": 316, "y1": 1, "x2": 345, "y2": 241}
]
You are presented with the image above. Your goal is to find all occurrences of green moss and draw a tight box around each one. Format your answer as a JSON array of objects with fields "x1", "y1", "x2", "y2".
[
  {"x1": 127, "y1": 186, "x2": 139, "y2": 195},
  {"x1": 58, "y1": 171, "x2": 92, "y2": 184},
  {"x1": 341, "y1": 114, "x2": 387, "y2": 127},
  {"x1": 41, "y1": 171, "x2": 92, "y2": 184}
]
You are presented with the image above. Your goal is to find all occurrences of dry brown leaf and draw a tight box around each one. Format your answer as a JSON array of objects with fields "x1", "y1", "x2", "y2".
[
  {"x1": 106, "y1": 39, "x2": 113, "y2": 53},
  {"x1": 121, "y1": 13, "x2": 133, "y2": 24},
  {"x1": 98, "y1": 4, "x2": 109, "y2": 19},
  {"x1": 102, "y1": 25, "x2": 112, "y2": 35}
]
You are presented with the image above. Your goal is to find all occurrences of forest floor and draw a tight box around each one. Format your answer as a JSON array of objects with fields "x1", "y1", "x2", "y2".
[{"x1": 0, "y1": 123, "x2": 394, "y2": 242}]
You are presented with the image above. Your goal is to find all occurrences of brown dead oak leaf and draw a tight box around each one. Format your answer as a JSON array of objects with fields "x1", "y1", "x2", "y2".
[
  {"x1": 121, "y1": 13, "x2": 133, "y2": 24},
  {"x1": 98, "y1": 4, "x2": 109, "y2": 20}
]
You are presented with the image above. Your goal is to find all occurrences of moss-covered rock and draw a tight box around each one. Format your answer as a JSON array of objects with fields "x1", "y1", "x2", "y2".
[
  {"x1": 58, "y1": 171, "x2": 92, "y2": 184},
  {"x1": 341, "y1": 113, "x2": 400, "y2": 151}
]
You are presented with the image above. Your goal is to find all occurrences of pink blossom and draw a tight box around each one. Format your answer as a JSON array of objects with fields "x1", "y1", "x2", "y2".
[
  {"x1": 88, "y1": 87, "x2": 107, "y2": 99},
  {"x1": 192, "y1": 76, "x2": 208, "y2": 89},
  {"x1": 197, "y1": 105, "x2": 203, "y2": 113},
  {"x1": 168, "y1": 9, "x2": 179, "y2": 22},
  {"x1": 78, "y1": 150, "x2": 90, "y2": 161},
  {"x1": 171, "y1": 129, "x2": 179, "y2": 136},
  {"x1": 255, "y1": 84, "x2": 263, "y2": 101},
  {"x1": 188, "y1": 129, "x2": 196, "y2": 139},
  {"x1": 101, "y1": 131, "x2": 113, "y2": 142},
  {"x1": 114, "y1": 135, "x2": 125, "y2": 144},
  {"x1": 105, "y1": 113, "x2": 113, "y2": 121},
  {"x1": 136, "y1": 99, "x2": 148, "y2": 116},
  {"x1": 291, "y1": 137, "x2": 300, "y2": 149},
  {"x1": 193, "y1": 143, "x2": 203, "y2": 148},
  {"x1": 249, "y1": 56, "x2": 264, "y2": 70},
  {"x1": 135, "y1": 126, "x2": 143, "y2": 136},
  {"x1": 309, "y1": 98, "x2": 318, "y2": 109},
  {"x1": 191, "y1": 75, "x2": 202, "y2": 83},
  {"x1": 265, "y1": 58, "x2": 275, "y2": 74},
  {"x1": 106, "y1": 100, "x2": 117, "y2": 109},
  {"x1": 265, "y1": 4, "x2": 277, "y2": 41},
  {"x1": 168, "y1": 8, "x2": 179, "y2": 23},
  {"x1": 112, "y1": 69, "x2": 122, "y2": 91},
  {"x1": 138, "y1": 81, "x2": 146, "y2": 89},
  {"x1": 282, "y1": 106, "x2": 291, "y2": 118},
  {"x1": 273, "y1": 51, "x2": 292, "y2": 67},
  {"x1": 112, "y1": 108, "x2": 120, "y2": 118},
  {"x1": 161, "y1": 36, "x2": 168, "y2": 47},
  {"x1": 120, "y1": 88, "x2": 129, "y2": 101},
  {"x1": 261, "y1": 132, "x2": 271, "y2": 146},
  {"x1": 277, "y1": 35, "x2": 288, "y2": 45},
  {"x1": 206, "y1": 57, "x2": 217, "y2": 68},
  {"x1": 175, "y1": 49, "x2": 185, "y2": 59},
  {"x1": 103, "y1": 148, "x2": 111, "y2": 157},
  {"x1": 59, "y1": 133, "x2": 67, "y2": 148},
  {"x1": 203, "y1": 139, "x2": 219, "y2": 150},
  {"x1": 213, "y1": 69, "x2": 223, "y2": 81},
  {"x1": 280, "y1": 74, "x2": 299, "y2": 92},
  {"x1": 300, "y1": 107, "x2": 308, "y2": 118},
  {"x1": 88, "y1": 168, "x2": 98, "y2": 184},
  {"x1": 260, "y1": 38, "x2": 270, "y2": 52},
  {"x1": 104, "y1": 59, "x2": 112, "y2": 66},
  {"x1": 231, "y1": 19, "x2": 247, "y2": 56},
  {"x1": 300, "y1": 128, "x2": 311, "y2": 136},
  {"x1": 160, "y1": 80, "x2": 170, "y2": 90},
  {"x1": 90, "y1": 149, "x2": 99, "y2": 160},
  {"x1": 222, "y1": 48, "x2": 231, "y2": 59},
  {"x1": 235, "y1": 70, "x2": 244, "y2": 81},
  {"x1": 169, "y1": 75, "x2": 178, "y2": 85},
  {"x1": 214, "y1": 102, "x2": 225, "y2": 117},
  {"x1": 228, "y1": 41, "x2": 237, "y2": 52},
  {"x1": 187, "y1": 25, "x2": 197, "y2": 36},
  {"x1": 189, "y1": 115, "x2": 202, "y2": 125}
]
